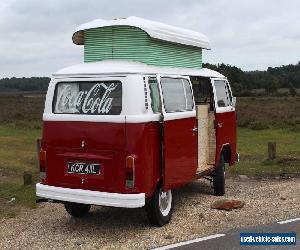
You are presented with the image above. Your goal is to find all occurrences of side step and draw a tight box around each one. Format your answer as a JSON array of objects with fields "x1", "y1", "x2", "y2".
[
  {"x1": 196, "y1": 166, "x2": 215, "y2": 178},
  {"x1": 36, "y1": 198, "x2": 63, "y2": 204}
]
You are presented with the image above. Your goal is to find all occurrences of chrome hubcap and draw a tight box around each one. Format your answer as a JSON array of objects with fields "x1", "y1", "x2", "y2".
[{"x1": 159, "y1": 189, "x2": 172, "y2": 216}]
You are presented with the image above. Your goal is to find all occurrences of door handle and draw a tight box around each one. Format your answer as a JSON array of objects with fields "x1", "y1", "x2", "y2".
[
  {"x1": 192, "y1": 127, "x2": 198, "y2": 132},
  {"x1": 217, "y1": 122, "x2": 223, "y2": 128}
]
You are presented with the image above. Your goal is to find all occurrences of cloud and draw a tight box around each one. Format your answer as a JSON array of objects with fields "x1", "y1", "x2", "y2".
[{"x1": 0, "y1": 0, "x2": 299, "y2": 77}]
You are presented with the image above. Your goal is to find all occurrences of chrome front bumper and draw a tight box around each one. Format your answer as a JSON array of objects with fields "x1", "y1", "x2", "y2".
[{"x1": 36, "y1": 183, "x2": 145, "y2": 208}]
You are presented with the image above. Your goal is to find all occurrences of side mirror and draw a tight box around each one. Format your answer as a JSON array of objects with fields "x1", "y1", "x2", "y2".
[{"x1": 232, "y1": 97, "x2": 236, "y2": 107}]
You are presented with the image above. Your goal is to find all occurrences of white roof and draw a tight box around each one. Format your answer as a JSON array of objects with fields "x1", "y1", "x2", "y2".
[
  {"x1": 54, "y1": 60, "x2": 225, "y2": 78},
  {"x1": 72, "y1": 16, "x2": 210, "y2": 49}
]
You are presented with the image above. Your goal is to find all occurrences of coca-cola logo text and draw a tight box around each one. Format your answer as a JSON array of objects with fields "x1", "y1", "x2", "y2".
[{"x1": 55, "y1": 82, "x2": 120, "y2": 114}]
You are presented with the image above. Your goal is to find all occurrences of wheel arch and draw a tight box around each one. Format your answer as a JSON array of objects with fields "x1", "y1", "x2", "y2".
[
  {"x1": 221, "y1": 144, "x2": 231, "y2": 164},
  {"x1": 212, "y1": 144, "x2": 229, "y2": 174}
]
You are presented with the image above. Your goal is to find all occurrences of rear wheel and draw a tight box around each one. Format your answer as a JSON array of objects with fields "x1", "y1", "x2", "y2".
[
  {"x1": 213, "y1": 155, "x2": 225, "y2": 196},
  {"x1": 64, "y1": 202, "x2": 91, "y2": 218},
  {"x1": 145, "y1": 183, "x2": 174, "y2": 227}
]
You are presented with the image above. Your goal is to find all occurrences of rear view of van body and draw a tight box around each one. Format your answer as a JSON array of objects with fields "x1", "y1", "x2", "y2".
[
  {"x1": 39, "y1": 73, "x2": 161, "y2": 202},
  {"x1": 36, "y1": 17, "x2": 238, "y2": 226}
]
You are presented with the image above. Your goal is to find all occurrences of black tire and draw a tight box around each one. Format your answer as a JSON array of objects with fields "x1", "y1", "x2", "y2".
[
  {"x1": 213, "y1": 154, "x2": 225, "y2": 196},
  {"x1": 145, "y1": 183, "x2": 174, "y2": 227},
  {"x1": 64, "y1": 202, "x2": 91, "y2": 218}
]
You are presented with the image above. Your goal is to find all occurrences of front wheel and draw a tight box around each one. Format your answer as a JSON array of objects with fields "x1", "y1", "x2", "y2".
[
  {"x1": 64, "y1": 202, "x2": 91, "y2": 218},
  {"x1": 145, "y1": 183, "x2": 174, "y2": 227},
  {"x1": 213, "y1": 155, "x2": 225, "y2": 196}
]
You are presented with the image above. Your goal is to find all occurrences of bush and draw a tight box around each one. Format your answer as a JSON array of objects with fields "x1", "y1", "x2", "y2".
[
  {"x1": 289, "y1": 85, "x2": 298, "y2": 96},
  {"x1": 236, "y1": 96, "x2": 300, "y2": 130},
  {"x1": 248, "y1": 121, "x2": 269, "y2": 130}
]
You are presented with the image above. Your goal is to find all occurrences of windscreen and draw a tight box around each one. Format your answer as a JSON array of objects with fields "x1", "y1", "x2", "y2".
[{"x1": 53, "y1": 81, "x2": 122, "y2": 115}]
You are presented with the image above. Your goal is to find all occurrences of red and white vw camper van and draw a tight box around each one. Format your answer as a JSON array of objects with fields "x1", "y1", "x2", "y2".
[{"x1": 36, "y1": 17, "x2": 238, "y2": 226}]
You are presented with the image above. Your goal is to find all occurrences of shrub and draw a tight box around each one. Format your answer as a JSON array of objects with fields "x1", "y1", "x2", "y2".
[{"x1": 248, "y1": 121, "x2": 269, "y2": 130}]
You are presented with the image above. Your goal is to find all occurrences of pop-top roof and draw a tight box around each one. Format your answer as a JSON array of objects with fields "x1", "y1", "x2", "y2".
[{"x1": 72, "y1": 16, "x2": 210, "y2": 49}]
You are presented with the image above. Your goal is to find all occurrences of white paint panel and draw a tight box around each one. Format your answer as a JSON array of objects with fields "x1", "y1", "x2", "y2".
[
  {"x1": 126, "y1": 114, "x2": 161, "y2": 123},
  {"x1": 73, "y1": 16, "x2": 210, "y2": 49},
  {"x1": 53, "y1": 60, "x2": 226, "y2": 79},
  {"x1": 43, "y1": 113, "x2": 126, "y2": 123},
  {"x1": 43, "y1": 114, "x2": 161, "y2": 123},
  {"x1": 215, "y1": 106, "x2": 235, "y2": 113},
  {"x1": 122, "y1": 75, "x2": 146, "y2": 115},
  {"x1": 163, "y1": 111, "x2": 196, "y2": 121},
  {"x1": 45, "y1": 70, "x2": 229, "y2": 123},
  {"x1": 44, "y1": 75, "x2": 154, "y2": 123}
]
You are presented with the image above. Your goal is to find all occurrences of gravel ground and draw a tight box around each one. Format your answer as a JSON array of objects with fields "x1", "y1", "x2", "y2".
[{"x1": 0, "y1": 178, "x2": 299, "y2": 250}]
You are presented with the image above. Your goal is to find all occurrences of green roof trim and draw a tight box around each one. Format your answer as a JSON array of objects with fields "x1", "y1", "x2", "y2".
[{"x1": 84, "y1": 26, "x2": 202, "y2": 69}]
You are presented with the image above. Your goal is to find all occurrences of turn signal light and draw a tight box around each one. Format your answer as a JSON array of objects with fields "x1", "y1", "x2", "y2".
[
  {"x1": 39, "y1": 149, "x2": 47, "y2": 179},
  {"x1": 125, "y1": 155, "x2": 136, "y2": 188}
]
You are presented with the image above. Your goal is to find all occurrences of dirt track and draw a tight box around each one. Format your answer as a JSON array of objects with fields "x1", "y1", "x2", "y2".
[{"x1": 0, "y1": 178, "x2": 299, "y2": 250}]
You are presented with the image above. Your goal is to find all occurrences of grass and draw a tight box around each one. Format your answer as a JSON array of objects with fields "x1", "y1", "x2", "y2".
[
  {"x1": 0, "y1": 94, "x2": 299, "y2": 218},
  {"x1": 0, "y1": 93, "x2": 44, "y2": 218},
  {"x1": 0, "y1": 123, "x2": 40, "y2": 218},
  {"x1": 0, "y1": 124, "x2": 41, "y2": 174},
  {"x1": 0, "y1": 183, "x2": 36, "y2": 218},
  {"x1": 228, "y1": 128, "x2": 300, "y2": 176}
]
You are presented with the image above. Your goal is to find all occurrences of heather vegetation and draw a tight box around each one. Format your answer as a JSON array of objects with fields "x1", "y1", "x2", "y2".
[{"x1": 237, "y1": 96, "x2": 300, "y2": 131}]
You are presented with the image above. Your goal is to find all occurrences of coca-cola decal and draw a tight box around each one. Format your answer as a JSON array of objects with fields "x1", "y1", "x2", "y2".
[{"x1": 54, "y1": 82, "x2": 122, "y2": 115}]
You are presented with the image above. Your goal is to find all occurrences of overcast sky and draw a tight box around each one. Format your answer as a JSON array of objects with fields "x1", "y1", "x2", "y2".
[{"x1": 0, "y1": 0, "x2": 299, "y2": 77}]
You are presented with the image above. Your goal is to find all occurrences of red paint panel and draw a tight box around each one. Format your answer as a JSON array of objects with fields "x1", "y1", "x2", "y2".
[
  {"x1": 42, "y1": 121, "x2": 126, "y2": 193},
  {"x1": 163, "y1": 117, "x2": 197, "y2": 190},
  {"x1": 215, "y1": 111, "x2": 237, "y2": 165},
  {"x1": 125, "y1": 122, "x2": 161, "y2": 198},
  {"x1": 41, "y1": 121, "x2": 161, "y2": 197}
]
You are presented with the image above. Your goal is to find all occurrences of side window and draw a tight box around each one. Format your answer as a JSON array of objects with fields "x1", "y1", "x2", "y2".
[
  {"x1": 148, "y1": 77, "x2": 161, "y2": 113},
  {"x1": 214, "y1": 80, "x2": 231, "y2": 108},
  {"x1": 225, "y1": 81, "x2": 233, "y2": 104},
  {"x1": 183, "y1": 79, "x2": 194, "y2": 111},
  {"x1": 161, "y1": 78, "x2": 194, "y2": 112}
]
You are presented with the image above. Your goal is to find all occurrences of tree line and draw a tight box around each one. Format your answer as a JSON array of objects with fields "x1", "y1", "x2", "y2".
[
  {"x1": 0, "y1": 62, "x2": 299, "y2": 96},
  {"x1": 203, "y1": 62, "x2": 300, "y2": 96},
  {"x1": 0, "y1": 77, "x2": 50, "y2": 92}
]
